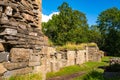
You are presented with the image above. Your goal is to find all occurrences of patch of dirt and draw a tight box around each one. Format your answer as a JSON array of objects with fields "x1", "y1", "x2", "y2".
[{"x1": 47, "y1": 71, "x2": 86, "y2": 80}]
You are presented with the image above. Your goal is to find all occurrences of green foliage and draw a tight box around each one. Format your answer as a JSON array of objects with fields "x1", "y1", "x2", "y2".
[
  {"x1": 42, "y1": 2, "x2": 99, "y2": 45},
  {"x1": 97, "y1": 7, "x2": 120, "y2": 56},
  {"x1": 6, "y1": 73, "x2": 42, "y2": 80},
  {"x1": 89, "y1": 25, "x2": 102, "y2": 44},
  {"x1": 74, "y1": 57, "x2": 120, "y2": 80},
  {"x1": 56, "y1": 43, "x2": 86, "y2": 51},
  {"x1": 75, "y1": 69, "x2": 120, "y2": 80},
  {"x1": 56, "y1": 43, "x2": 98, "y2": 51}
]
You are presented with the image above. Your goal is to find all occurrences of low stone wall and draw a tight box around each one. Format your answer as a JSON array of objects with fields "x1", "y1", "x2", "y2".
[{"x1": 39, "y1": 46, "x2": 103, "y2": 74}]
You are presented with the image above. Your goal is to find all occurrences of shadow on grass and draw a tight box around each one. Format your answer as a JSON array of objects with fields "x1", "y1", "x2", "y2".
[
  {"x1": 83, "y1": 70, "x2": 104, "y2": 80},
  {"x1": 83, "y1": 70, "x2": 120, "y2": 80}
]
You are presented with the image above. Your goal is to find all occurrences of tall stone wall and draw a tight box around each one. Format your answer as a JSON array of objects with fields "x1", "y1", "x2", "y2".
[{"x1": 0, "y1": 0, "x2": 45, "y2": 79}]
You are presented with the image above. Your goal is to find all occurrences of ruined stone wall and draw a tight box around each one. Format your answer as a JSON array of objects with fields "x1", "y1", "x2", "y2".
[
  {"x1": 42, "y1": 45, "x2": 103, "y2": 73},
  {"x1": 87, "y1": 46, "x2": 102, "y2": 62},
  {"x1": 0, "y1": 0, "x2": 45, "y2": 79},
  {"x1": 0, "y1": 0, "x2": 104, "y2": 79}
]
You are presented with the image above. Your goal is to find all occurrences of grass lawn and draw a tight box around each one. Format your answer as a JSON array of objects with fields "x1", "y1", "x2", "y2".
[
  {"x1": 5, "y1": 73, "x2": 42, "y2": 80},
  {"x1": 47, "y1": 56, "x2": 110, "y2": 79}
]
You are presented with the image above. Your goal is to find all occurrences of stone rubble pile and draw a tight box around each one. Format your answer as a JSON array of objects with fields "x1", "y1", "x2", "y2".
[{"x1": 110, "y1": 58, "x2": 120, "y2": 65}]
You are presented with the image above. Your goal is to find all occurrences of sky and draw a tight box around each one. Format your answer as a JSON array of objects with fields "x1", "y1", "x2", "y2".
[{"x1": 42, "y1": 0, "x2": 120, "y2": 26}]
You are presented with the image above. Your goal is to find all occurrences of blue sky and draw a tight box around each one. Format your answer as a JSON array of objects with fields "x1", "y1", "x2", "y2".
[{"x1": 42, "y1": 0, "x2": 120, "y2": 26}]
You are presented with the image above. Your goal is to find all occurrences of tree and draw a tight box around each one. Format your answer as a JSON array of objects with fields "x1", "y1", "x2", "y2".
[
  {"x1": 88, "y1": 25, "x2": 102, "y2": 44},
  {"x1": 97, "y1": 7, "x2": 120, "y2": 56},
  {"x1": 42, "y1": 2, "x2": 89, "y2": 45}
]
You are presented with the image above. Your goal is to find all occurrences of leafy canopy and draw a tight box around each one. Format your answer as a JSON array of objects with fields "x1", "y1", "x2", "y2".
[
  {"x1": 42, "y1": 2, "x2": 99, "y2": 45},
  {"x1": 97, "y1": 7, "x2": 120, "y2": 56}
]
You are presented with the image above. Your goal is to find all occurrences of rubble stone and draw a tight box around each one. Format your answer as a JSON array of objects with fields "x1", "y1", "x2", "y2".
[
  {"x1": 0, "y1": 52, "x2": 9, "y2": 62},
  {"x1": 10, "y1": 48, "x2": 32, "y2": 62},
  {"x1": 0, "y1": 64, "x2": 7, "y2": 76},
  {"x1": 0, "y1": 43, "x2": 4, "y2": 52}
]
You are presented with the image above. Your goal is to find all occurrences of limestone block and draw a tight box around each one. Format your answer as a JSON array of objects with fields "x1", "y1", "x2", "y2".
[
  {"x1": 29, "y1": 55, "x2": 40, "y2": 62},
  {"x1": 0, "y1": 76, "x2": 2, "y2": 80},
  {"x1": 29, "y1": 62, "x2": 40, "y2": 66},
  {"x1": 3, "y1": 62, "x2": 28, "y2": 70},
  {"x1": 76, "y1": 50, "x2": 86, "y2": 64},
  {"x1": 67, "y1": 51, "x2": 76, "y2": 66},
  {"x1": 0, "y1": 52, "x2": 9, "y2": 63},
  {"x1": 10, "y1": 48, "x2": 32, "y2": 62},
  {"x1": 0, "y1": 64, "x2": 7, "y2": 76},
  {"x1": 0, "y1": 43, "x2": 4, "y2": 52},
  {"x1": 4, "y1": 67, "x2": 32, "y2": 77},
  {"x1": 5, "y1": 6, "x2": 13, "y2": 16},
  {"x1": 22, "y1": 13, "x2": 34, "y2": 21},
  {"x1": 29, "y1": 32, "x2": 38, "y2": 36},
  {"x1": 1, "y1": 13, "x2": 8, "y2": 21},
  {"x1": 0, "y1": 28, "x2": 17, "y2": 35},
  {"x1": 57, "y1": 54, "x2": 62, "y2": 60},
  {"x1": 32, "y1": 66, "x2": 43, "y2": 73}
]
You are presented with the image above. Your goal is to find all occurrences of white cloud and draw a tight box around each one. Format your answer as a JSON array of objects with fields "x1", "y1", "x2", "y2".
[{"x1": 42, "y1": 12, "x2": 59, "y2": 22}]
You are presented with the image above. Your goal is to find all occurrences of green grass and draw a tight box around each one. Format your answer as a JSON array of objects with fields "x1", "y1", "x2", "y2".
[
  {"x1": 74, "y1": 68, "x2": 120, "y2": 80},
  {"x1": 74, "y1": 56, "x2": 120, "y2": 80},
  {"x1": 56, "y1": 42, "x2": 98, "y2": 51},
  {"x1": 47, "y1": 57, "x2": 109, "y2": 79},
  {"x1": 5, "y1": 73, "x2": 42, "y2": 80}
]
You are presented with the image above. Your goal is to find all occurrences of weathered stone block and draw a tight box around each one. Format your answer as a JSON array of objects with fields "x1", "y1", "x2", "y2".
[
  {"x1": 4, "y1": 67, "x2": 32, "y2": 77},
  {"x1": 0, "y1": 52, "x2": 9, "y2": 63},
  {"x1": 29, "y1": 55, "x2": 40, "y2": 62},
  {"x1": 10, "y1": 48, "x2": 32, "y2": 62},
  {"x1": 67, "y1": 51, "x2": 76, "y2": 66},
  {"x1": 5, "y1": 6, "x2": 13, "y2": 16},
  {"x1": 3, "y1": 62, "x2": 28, "y2": 70},
  {"x1": 0, "y1": 43, "x2": 4, "y2": 51},
  {"x1": 29, "y1": 32, "x2": 38, "y2": 36},
  {"x1": 0, "y1": 64, "x2": 7, "y2": 76},
  {"x1": 76, "y1": 50, "x2": 87, "y2": 64},
  {"x1": 0, "y1": 76, "x2": 2, "y2": 80},
  {"x1": 0, "y1": 28, "x2": 17, "y2": 35},
  {"x1": 22, "y1": 13, "x2": 34, "y2": 21},
  {"x1": 29, "y1": 62, "x2": 40, "y2": 66}
]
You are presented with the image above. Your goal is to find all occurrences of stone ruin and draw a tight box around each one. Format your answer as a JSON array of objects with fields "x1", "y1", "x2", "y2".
[
  {"x1": 0, "y1": 0, "x2": 104, "y2": 80},
  {"x1": 0, "y1": 0, "x2": 45, "y2": 79},
  {"x1": 42, "y1": 45, "x2": 104, "y2": 73}
]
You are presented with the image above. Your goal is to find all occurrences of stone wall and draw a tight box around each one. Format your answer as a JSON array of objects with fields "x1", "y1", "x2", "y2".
[
  {"x1": 39, "y1": 45, "x2": 103, "y2": 74},
  {"x1": 0, "y1": 0, "x2": 104, "y2": 80},
  {"x1": 87, "y1": 46, "x2": 102, "y2": 62},
  {"x1": 0, "y1": 0, "x2": 45, "y2": 79}
]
